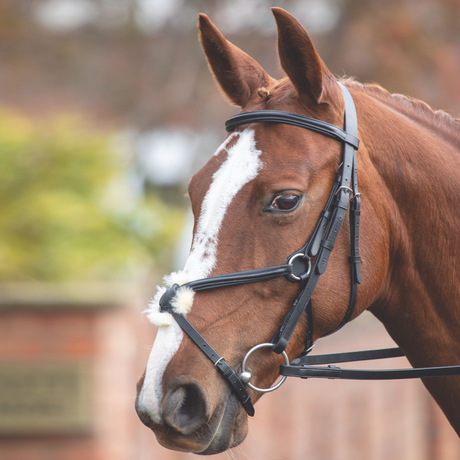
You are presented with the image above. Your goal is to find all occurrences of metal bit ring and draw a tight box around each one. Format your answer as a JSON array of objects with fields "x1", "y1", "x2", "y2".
[{"x1": 240, "y1": 343, "x2": 289, "y2": 393}]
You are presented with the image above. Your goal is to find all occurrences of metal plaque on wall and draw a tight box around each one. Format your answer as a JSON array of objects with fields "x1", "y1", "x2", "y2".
[{"x1": 0, "y1": 363, "x2": 91, "y2": 435}]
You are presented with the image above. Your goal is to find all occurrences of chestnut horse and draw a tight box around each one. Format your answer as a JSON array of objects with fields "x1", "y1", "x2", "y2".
[{"x1": 136, "y1": 8, "x2": 460, "y2": 455}]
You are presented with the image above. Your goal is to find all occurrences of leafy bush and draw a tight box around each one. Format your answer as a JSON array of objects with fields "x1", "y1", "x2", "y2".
[{"x1": 0, "y1": 110, "x2": 184, "y2": 281}]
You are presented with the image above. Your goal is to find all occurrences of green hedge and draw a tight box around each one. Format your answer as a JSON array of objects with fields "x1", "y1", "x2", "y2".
[{"x1": 0, "y1": 110, "x2": 184, "y2": 281}]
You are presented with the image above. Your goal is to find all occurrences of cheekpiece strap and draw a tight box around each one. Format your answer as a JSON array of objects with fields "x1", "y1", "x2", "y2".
[{"x1": 270, "y1": 83, "x2": 360, "y2": 353}]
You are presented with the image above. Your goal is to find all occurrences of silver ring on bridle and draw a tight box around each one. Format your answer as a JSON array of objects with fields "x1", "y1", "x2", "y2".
[
  {"x1": 240, "y1": 343, "x2": 289, "y2": 393},
  {"x1": 286, "y1": 252, "x2": 312, "y2": 282}
]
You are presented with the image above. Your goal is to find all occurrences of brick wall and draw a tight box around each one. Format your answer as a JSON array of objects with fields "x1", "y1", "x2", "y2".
[{"x1": 0, "y1": 283, "x2": 147, "y2": 460}]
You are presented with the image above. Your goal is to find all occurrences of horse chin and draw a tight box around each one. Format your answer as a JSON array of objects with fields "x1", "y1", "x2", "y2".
[
  {"x1": 141, "y1": 393, "x2": 248, "y2": 455},
  {"x1": 199, "y1": 394, "x2": 249, "y2": 455}
]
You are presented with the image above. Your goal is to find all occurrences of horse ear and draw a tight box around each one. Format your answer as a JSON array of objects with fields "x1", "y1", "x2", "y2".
[
  {"x1": 198, "y1": 13, "x2": 272, "y2": 107},
  {"x1": 272, "y1": 7, "x2": 340, "y2": 106}
]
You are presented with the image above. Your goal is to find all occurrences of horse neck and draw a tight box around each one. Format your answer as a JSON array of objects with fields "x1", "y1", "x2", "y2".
[{"x1": 357, "y1": 90, "x2": 460, "y2": 367}]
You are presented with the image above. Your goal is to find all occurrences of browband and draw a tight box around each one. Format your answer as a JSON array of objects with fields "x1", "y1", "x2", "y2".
[{"x1": 226, "y1": 110, "x2": 359, "y2": 149}]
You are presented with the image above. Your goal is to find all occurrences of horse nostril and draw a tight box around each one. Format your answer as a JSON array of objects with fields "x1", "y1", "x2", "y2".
[{"x1": 162, "y1": 381, "x2": 210, "y2": 435}]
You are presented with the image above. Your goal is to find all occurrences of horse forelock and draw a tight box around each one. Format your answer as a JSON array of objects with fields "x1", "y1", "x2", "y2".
[{"x1": 248, "y1": 77, "x2": 341, "y2": 121}]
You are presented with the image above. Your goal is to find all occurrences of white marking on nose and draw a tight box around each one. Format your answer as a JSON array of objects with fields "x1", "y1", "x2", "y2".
[
  {"x1": 138, "y1": 322, "x2": 182, "y2": 423},
  {"x1": 185, "y1": 129, "x2": 263, "y2": 278},
  {"x1": 139, "y1": 129, "x2": 263, "y2": 423}
]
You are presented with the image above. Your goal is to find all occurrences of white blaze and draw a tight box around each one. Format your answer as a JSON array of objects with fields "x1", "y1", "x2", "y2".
[{"x1": 138, "y1": 129, "x2": 263, "y2": 423}]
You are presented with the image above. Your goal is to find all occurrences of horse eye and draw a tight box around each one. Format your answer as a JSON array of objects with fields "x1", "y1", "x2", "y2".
[{"x1": 269, "y1": 194, "x2": 300, "y2": 211}]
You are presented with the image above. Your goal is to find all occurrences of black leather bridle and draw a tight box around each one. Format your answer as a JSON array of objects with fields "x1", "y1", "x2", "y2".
[{"x1": 159, "y1": 83, "x2": 460, "y2": 417}]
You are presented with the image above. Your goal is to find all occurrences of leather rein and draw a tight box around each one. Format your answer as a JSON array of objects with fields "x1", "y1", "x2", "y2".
[{"x1": 159, "y1": 83, "x2": 460, "y2": 417}]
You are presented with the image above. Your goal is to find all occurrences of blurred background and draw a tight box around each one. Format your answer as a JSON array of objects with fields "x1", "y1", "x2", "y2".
[{"x1": 0, "y1": 0, "x2": 459, "y2": 459}]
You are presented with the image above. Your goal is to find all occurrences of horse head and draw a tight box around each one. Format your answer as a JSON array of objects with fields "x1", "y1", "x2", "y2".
[{"x1": 135, "y1": 8, "x2": 388, "y2": 454}]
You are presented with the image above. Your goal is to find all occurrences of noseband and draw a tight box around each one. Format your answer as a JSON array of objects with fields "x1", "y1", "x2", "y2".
[{"x1": 159, "y1": 83, "x2": 460, "y2": 417}]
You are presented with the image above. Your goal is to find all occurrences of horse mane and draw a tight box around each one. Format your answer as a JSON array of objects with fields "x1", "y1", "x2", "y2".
[{"x1": 342, "y1": 78, "x2": 460, "y2": 147}]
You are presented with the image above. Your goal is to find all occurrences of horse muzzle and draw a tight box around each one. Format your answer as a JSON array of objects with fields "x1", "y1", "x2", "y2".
[{"x1": 135, "y1": 374, "x2": 249, "y2": 454}]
